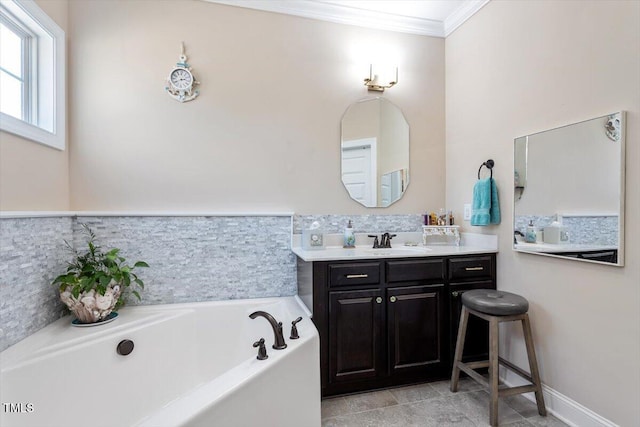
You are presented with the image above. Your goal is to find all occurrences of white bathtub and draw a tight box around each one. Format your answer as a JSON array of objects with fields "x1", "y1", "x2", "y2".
[{"x1": 0, "y1": 296, "x2": 320, "y2": 427}]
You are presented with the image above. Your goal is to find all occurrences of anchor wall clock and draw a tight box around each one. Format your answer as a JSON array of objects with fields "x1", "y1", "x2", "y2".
[{"x1": 166, "y1": 42, "x2": 200, "y2": 103}]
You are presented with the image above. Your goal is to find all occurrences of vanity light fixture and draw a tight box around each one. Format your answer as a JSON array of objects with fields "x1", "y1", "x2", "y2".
[{"x1": 364, "y1": 64, "x2": 398, "y2": 92}]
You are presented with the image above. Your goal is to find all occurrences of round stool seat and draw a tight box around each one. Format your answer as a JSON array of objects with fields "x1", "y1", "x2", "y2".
[{"x1": 462, "y1": 290, "x2": 529, "y2": 316}]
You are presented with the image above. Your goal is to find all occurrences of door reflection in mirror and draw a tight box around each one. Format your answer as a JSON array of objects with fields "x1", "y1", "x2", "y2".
[{"x1": 341, "y1": 97, "x2": 409, "y2": 208}]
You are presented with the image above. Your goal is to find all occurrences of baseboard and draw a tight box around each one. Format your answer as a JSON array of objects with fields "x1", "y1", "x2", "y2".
[{"x1": 500, "y1": 372, "x2": 619, "y2": 427}]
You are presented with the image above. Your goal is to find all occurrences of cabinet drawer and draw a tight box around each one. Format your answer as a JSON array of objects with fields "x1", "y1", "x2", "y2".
[
  {"x1": 329, "y1": 263, "x2": 381, "y2": 287},
  {"x1": 386, "y1": 259, "x2": 444, "y2": 283},
  {"x1": 448, "y1": 256, "x2": 493, "y2": 280}
]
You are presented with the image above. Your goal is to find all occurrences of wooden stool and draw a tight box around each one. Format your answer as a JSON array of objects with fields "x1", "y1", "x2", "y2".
[{"x1": 450, "y1": 289, "x2": 546, "y2": 426}]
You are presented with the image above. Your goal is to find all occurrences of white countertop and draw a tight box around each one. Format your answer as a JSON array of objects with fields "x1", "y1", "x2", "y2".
[
  {"x1": 514, "y1": 242, "x2": 617, "y2": 253},
  {"x1": 292, "y1": 244, "x2": 498, "y2": 262},
  {"x1": 292, "y1": 231, "x2": 498, "y2": 262}
]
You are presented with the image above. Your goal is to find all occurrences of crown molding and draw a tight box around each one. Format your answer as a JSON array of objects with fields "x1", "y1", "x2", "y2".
[
  {"x1": 204, "y1": 0, "x2": 487, "y2": 38},
  {"x1": 444, "y1": 0, "x2": 490, "y2": 37}
]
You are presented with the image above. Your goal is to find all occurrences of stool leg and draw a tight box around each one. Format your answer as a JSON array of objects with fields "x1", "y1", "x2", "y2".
[
  {"x1": 489, "y1": 317, "x2": 499, "y2": 427},
  {"x1": 522, "y1": 314, "x2": 547, "y2": 416},
  {"x1": 450, "y1": 306, "x2": 469, "y2": 392}
]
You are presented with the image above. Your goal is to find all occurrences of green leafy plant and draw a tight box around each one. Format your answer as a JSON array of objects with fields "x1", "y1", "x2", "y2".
[{"x1": 53, "y1": 224, "x2": 149, "y2": 309}]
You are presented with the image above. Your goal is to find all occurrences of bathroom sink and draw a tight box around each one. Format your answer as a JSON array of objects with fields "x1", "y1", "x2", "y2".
[{"x1": 293, "y1": 245, "x2": 433, "y2": 261}]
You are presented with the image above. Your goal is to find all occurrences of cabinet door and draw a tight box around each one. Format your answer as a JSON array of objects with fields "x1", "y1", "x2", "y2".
[
  {"x1": 388, "y1": 284, "x2": 446, "y2": 377},
  {"x1": 450, "y1": 280, "x2": 493, "y2": 362},
  {"x1": 329, "y1": 289, "x2": 384, "y2": 384}
]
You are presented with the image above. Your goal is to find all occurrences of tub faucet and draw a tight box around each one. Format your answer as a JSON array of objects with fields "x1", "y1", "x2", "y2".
[
  {"x1": 253, "y1": 338, "x2": 268, "y2": 360},
  {"x1": 249, "y1": 311, "x2": 287, "y2": 350}
]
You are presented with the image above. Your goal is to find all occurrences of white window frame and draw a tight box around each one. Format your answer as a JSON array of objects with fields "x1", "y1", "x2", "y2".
[
  {"x1": 0, "y1": 14, "x2": 34, "y2": 122},
  {"x1": 0, "y1": 0, "x2": 65, "y2": 150}
]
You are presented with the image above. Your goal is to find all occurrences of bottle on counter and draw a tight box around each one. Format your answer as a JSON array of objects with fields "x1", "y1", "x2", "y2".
[
  {"x1": 525, "y1": 220, "x2": 537, "y2": 243},
  {"x1": 343, "y1": 220, "x2": 356, "y2": 248}
]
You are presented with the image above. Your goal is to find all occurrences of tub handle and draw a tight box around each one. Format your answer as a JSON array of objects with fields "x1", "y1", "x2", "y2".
[
  {"x1": 253, "y1": 338, "x2": 268, "y2": 360},
  {"x1": 290, "y1": 317, "x2": 303, "y2": 339}
]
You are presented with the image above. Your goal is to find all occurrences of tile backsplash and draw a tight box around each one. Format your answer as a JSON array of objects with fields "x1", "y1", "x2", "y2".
[
  {"x1": 514, "y1": 214, "x2": 618, "y2": 245},
  {"x1": 73, "y1": 216, "x2": 296, "y2": 305},
  {"x1": 1, "y1": 214, "x2": 296, "y2": 351},
  {"x1": 293, "y1": 214, "x2": 424, "y2": 234},
  {"x1": 0, "y1": 217, "x2": 73, "y2": 351},
  {"x1": 1, "y1": 213, "x2": 428, "y2": 351}
]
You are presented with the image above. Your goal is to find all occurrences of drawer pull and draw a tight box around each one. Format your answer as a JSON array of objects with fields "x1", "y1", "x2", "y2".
[
  {"x1": 375, "y1": 297, "x2": 383, "y2": 304},
  {"x1": 464, "y1": 267, "x2": 484, "y2": 271},
  {"x1": 389, "y1": 296, "x2": 397, "y2": 303},
  {"x1": 346, "y1": 274, "x2": 369, "y2": 279}
]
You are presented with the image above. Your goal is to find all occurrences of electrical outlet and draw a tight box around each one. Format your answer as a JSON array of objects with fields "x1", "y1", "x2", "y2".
[{"x1": 463, "y1": 203, "x2": 471, "y2": 221}]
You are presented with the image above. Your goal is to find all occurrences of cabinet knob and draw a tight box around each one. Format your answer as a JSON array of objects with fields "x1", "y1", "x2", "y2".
[
  {"x1": 375, "y1": 297, "x2": 383, "y2": 304},
  {"x1": 389, "y1": 296, "x2": 397, "y2": 303},
  {"x1": 452, "y1": 291, "x2": 460, "y2": 297}
]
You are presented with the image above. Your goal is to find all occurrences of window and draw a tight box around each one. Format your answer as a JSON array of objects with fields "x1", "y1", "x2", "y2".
[{"x1": 0, "y1": 0, "x2": 65, "y2": 150}]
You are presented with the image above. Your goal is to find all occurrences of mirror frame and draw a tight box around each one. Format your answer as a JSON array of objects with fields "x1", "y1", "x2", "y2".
[{"x1": 513, "y1": 111, "x2": 626, "y2": 266}]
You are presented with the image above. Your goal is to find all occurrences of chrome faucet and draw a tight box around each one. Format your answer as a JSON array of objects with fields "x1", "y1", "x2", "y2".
[{"x1": 249, "y1": 311, "x2": 287, "y2": 350}]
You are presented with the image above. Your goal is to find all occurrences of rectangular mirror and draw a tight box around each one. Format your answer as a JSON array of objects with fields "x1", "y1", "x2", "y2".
[{"x1": 513, "y1": 112, "x2": 625, "y2": 266}]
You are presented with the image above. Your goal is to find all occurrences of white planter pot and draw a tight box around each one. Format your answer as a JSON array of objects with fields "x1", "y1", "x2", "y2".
[{"x1": 60, "y1": 283, "x2": 122, "y2": 323}]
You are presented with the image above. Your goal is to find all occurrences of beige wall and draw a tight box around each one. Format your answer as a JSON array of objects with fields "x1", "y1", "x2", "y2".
[
  {"x1": 0, "y1": 0, "x2": 69, "y2": 211},
  {"x1": 5, "y1": 1, "x2": 638, "y2": 421},
  {"x1": 446, "y1": 1, "x2": 640, "y2": 425},
  {"x1": 67, "y1": 0, "x2": 445, "y2": 213}
]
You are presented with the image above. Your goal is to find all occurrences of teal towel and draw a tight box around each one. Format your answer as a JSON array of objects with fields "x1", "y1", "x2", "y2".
[{"x1": 471, "y1": 177, "x2": 501, "y2": 226}]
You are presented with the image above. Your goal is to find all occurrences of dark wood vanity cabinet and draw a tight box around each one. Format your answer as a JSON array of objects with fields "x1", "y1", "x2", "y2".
[
  {"x1": 448, "y1": 256, "x2": 496, "y2": 364},
  {"x1": 387, "y1": 283, "x2": 446, "y2": 380},
  {"x1": 329, "y1": 288, "x2": 384, "y2": 383},
  {"x1": 300, "y1": 253, "x2": 496, "y2": 397},
  {"x1": 386, "y1": 259, "x2": 447, "y2": 382}
]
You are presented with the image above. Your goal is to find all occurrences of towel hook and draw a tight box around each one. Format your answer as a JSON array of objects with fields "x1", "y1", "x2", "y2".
[{"x1": 478, "y1": 159, "x2": 495, "y2": 180}]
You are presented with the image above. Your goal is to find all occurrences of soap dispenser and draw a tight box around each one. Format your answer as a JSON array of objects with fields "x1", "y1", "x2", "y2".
[
  {"x1": 343, "y1": 220, "x2": 356, "y2": 248},
  {"x1": 525, "y1": 220, "x2": 537, "y2": 243}
]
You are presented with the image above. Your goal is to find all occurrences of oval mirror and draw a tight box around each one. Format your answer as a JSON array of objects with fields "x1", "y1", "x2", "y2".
[{"x1": 341, "y1": 97, "x2": 409, "y2": 207}]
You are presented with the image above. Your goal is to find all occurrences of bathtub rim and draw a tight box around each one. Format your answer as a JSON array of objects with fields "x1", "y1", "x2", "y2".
[{"x1": 1, "y1": 295, "x2": 313, "y2": 371}]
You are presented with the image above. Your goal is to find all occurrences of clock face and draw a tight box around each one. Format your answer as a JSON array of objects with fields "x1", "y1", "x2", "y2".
[{"x1": 170, "y1": 68, "x2": 193, "y2": 90}]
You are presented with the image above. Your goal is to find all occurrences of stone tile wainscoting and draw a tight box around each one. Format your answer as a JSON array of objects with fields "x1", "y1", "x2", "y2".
[
  {"x1": 0, "y1": 217, "x2": 73, "y2": 351},
  {"x1": 1, "y1": 213, "x2": 427, "y2": 352},
  {"x1": 73, "y1": 216, "x2": 296, "y2": 305},
  {"x1": 0, "y1": 214, "x2": 297, "y2": 352}
]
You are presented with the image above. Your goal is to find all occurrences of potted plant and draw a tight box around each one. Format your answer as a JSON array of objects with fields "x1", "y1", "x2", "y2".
[{"x1": 53, "y1": 225, "x2": 149, "y2": 324}]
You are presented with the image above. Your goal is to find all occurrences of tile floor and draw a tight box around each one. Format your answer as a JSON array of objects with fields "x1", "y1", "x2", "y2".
[{"x1": 321, "y1": 377, "x2": 569, "y2": 427}]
